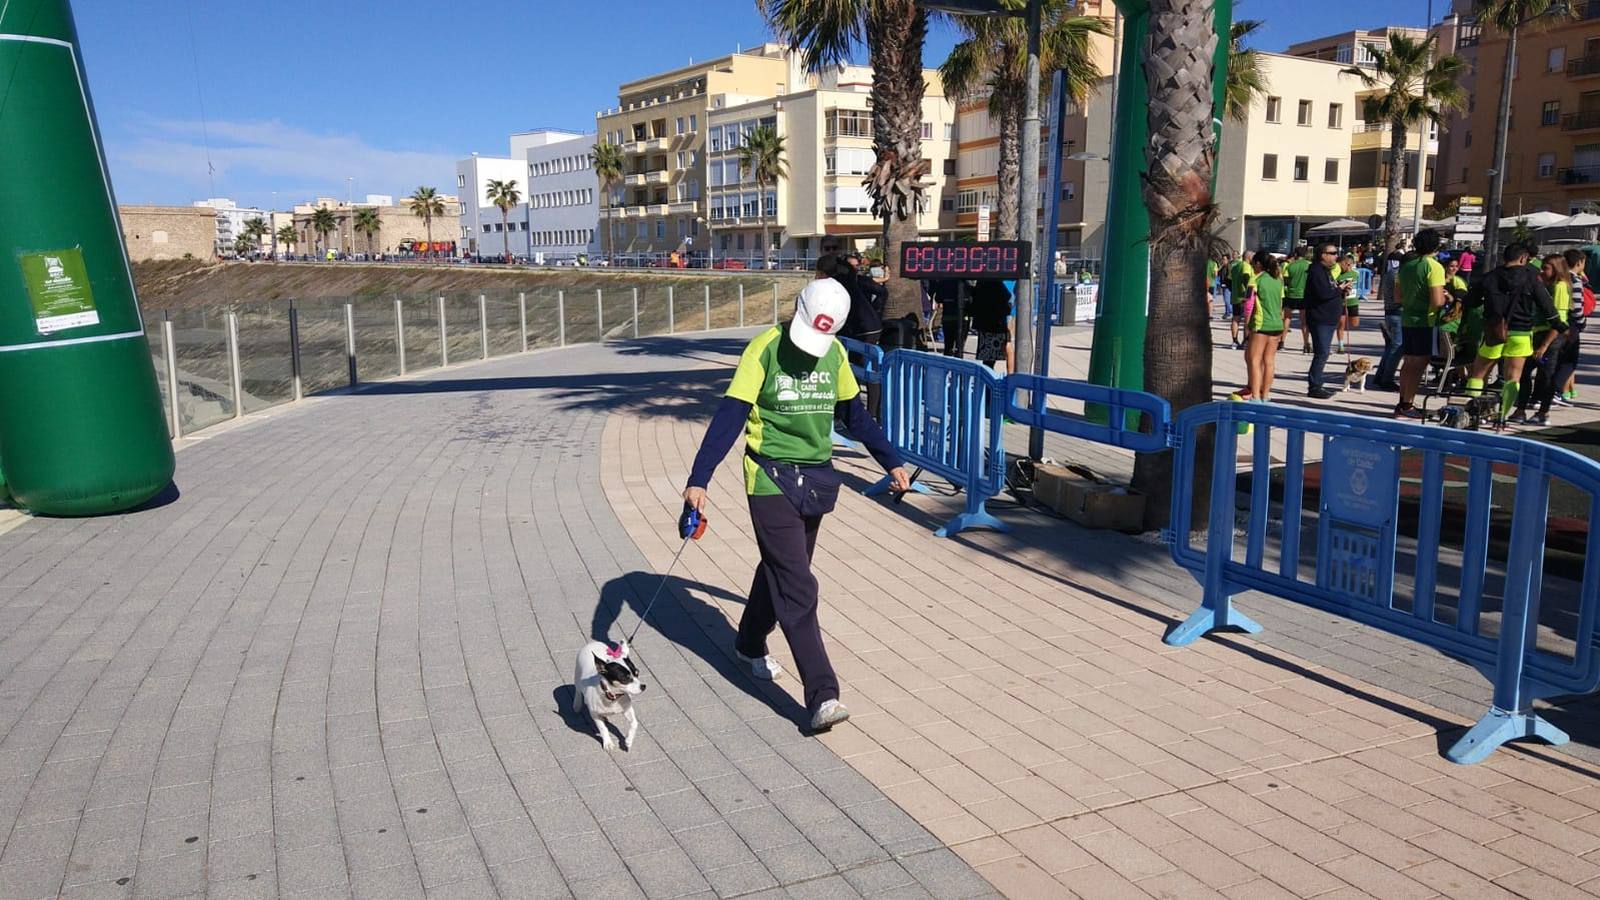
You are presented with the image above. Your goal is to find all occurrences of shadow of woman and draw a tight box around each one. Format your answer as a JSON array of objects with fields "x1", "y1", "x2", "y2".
[{"x1": 589, "y1": 569, "x2": 811, "y2": 732}]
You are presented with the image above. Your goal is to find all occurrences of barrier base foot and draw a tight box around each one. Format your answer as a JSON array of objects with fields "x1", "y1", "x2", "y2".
[
  {"x1": 1164, "y1": 604, "x2": 1263, "y2": 647},
  {"x1": 935, "y1": 507, "x2": 1009, "y2": 538},
  {"x1": 1446, "y1": 708, "x2": 1569, "y2": 765}
]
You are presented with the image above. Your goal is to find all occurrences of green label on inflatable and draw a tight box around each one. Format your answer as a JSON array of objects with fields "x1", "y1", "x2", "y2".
[{"x1": 19, "y1": 247, "x2": 98, "y2": 334}]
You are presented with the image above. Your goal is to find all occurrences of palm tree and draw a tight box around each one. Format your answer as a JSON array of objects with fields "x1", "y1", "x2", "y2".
[
  {"x1": 241, "y1": 216, "x2": 268, "y2": 255},
  {"x1": 761, "y1": 0, "x2": 932, "y2": 321},
  {"x1": 408, "y1": 186, "x2": 446, "y2": 260},
  {"x1": 939, "y1": 3, "x2": 1108, "y2": 240},
  {"x1": 1225, "y1": 18, "x2": 1269, "y2": 123},
  {"x1": 232, "y1": 234, "x2": 254, "y2": 257},
  {"x1": 353, "y1": 207, "x2": 381, "y2": 257},
  {"x1": 485, "y1": 178, "x2": 522, "y2": 263},
  {"x1": 1342, "y1": 33, "x2": 1466, "y2": 252},
  {"x1": 1475, "y1": 1, "x2": 1574, "y2": 264},
  {"x1": 590, "y1": 142, "x2": 625, "y2": 261},
  {"x1": 738, "y1": 125, "x2": 788, "y2": 267},
  {"x1": 1129, "y1": 0, "x2": 1225, "y2": 529},
  {"x1": 310, "y1": 207, "x2": 338, "y2": 256},
  {"x1": 275, "y1": 224, "x2": 298, "y2": 255}
]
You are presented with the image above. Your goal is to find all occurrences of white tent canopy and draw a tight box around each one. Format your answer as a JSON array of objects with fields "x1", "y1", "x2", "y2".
[
  {"x1": 1497, "y1": 211, "x2": 1570, "y2": 230},
  {"x1": 1304, "y1": 219, "x2": 1370, "y2": 235},
  {"x1": 1546, "y1": 212, "x2": 1600, "y2": 229}
]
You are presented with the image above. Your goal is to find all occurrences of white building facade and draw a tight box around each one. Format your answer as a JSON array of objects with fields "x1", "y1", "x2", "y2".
[
  {"x1": 454, "y1": 153, "x2": 527, "y2": 259},
  {"x1": 194, "y1": 198, "x2": 271, "y2": 256},
  {"x1": 523, "y1": 130, "x2": 601, "y2": 263}
]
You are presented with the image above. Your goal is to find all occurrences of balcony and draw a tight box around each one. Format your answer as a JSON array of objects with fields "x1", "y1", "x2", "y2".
[
  {"x1": 1559, "y1": 165, "x2": 1600, "y2": 185},
  {"x1": 1569, "y1": 54, "x2": 1600, "y2": 78},
  {"x1": 621, "y1": 205, "x2": 644, "y2": 218},
  {"x1": 624, "y1": 173, "x2": 647, "y2": 186},
  {"x1": 668, "y1": 201, "x2": 697, "y2": 214},
  {"x1": 644, "y1": 136, "x2": 672, "y2": 152},
  {"x1": 644, "y1": 170, "x2": 671, "y2": 185},
  {"x1": 645, "y1": 203, "x2": 670, "y2": 216},
  {"x1": 1562, "y1": 110, "x2": 1600, "y2": 132}
]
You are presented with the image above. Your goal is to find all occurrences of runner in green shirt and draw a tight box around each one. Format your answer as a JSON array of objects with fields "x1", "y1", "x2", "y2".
[
  {"x1": 1393, "y1": 229, "x2": 1448, "y2": 417},
  {"x1": 1245, "y1": 251, "x2": 1286, "y2": 403},
  {"x1": 1283, "y1": 247, "x2": 1312, "y2": 352},
  {"x1": 1228, "y1": 252, "x2": 1255, "y2": 349}
]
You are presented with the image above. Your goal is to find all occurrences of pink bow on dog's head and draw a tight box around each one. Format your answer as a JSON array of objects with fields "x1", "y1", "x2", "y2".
[{"x1": 606, "y1": 642, "x2": 625, "y2": 660}]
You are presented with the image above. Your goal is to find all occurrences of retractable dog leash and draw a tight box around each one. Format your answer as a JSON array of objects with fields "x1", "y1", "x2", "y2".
[{"x1": 618, "y1": 505, "x2": 708, "y2": 647}]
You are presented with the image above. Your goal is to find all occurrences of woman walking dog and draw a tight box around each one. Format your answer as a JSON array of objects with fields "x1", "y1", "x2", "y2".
[{"x1": 683, "y1": 267, "x2": 911, "y2": 732}]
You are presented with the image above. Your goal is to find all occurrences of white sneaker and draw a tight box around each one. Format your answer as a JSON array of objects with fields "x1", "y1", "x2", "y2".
[
  {"x1": 810, "y1": 699, "x2": 850, "y2": 732},
  {"x1": 736, "y1": 651, "x2": 784, "y2": 681}
]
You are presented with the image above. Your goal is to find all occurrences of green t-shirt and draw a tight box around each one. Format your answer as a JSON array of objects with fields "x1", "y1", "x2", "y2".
[
  {"x1": 1284, "y1": 258, "x2": 1311, "y2": 300},
  {"x1": 1336, "y1": 266, "x2": 1360, "y2": 306},
  {"x1": 1229, "y1": 259, "x2": 1255, "y2": 296},
  {"x1": 1440, "y1": 274, "x2": 1470, "y2": 334},
  {"x1": 1207, "y1": 260, "x2": 1219, "y2": 283},
  {"x1": 726, "y1": 326, "x2": 860, "y2": 495},
  {"x1": 1397, "y1": 256, "x2": 1446, "y2": 327},
  {"x1": 1535, "y1": 279, "x2": 1570, "y2": 333},
  {"x1": 1251, "y1": 273, "x2": 1285, "y2": 333}
]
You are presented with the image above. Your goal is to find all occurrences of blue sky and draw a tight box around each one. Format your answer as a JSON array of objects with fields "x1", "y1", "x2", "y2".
[{"x1": 72, "y1": 0, "x2": 1437, "y2": 209}]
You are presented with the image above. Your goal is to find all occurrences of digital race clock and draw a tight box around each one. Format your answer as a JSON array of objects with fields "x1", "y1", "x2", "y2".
[{"x1": 899, "y1": 241, "x2": 1031, "y2": 281}]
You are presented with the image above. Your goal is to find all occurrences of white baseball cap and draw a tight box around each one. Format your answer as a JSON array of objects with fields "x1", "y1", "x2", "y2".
[{"x1": 789, "y1": 278, "x2": 851, "y2": 357}]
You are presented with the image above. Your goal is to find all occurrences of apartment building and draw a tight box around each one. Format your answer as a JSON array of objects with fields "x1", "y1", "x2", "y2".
[
  {"x1": 193, "y1": 198, "x2": 271, "y2": 256},
  {"x1": 704, "y1": 63, "x2": 957, "y2": 259},
  {"x1": 950, "y1": 0, "x2": 1116, "y2": 255},
  {"x1": 595, "y1": 44, "x2": 793, "y2": 258},
  {"x1": 1438, "y1": 1, "x2": 1600, "y2": 216}
]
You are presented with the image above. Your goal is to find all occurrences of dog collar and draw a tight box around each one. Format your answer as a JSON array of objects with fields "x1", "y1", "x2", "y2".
[{"x1": 602, "y1": 688, "x2": 621, "y2": 701}]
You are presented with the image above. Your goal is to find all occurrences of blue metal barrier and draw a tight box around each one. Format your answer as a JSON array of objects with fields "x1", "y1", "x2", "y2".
[
  {"x1": 866, "y1": 350, "x2": 1008, "y2": 537},
  {"x1": 1005, "y1": 373, "x2": 1172, "y2": 453},
  {"x1": 833, "y1": 337, "x2": 886, "y2": 451},
  {"x1": 1166, "y1": 400, "x2": 1600, "y2": 763},
  {"x1": 1357, "y1": 267, "x2": 1374, "y2": 300}
]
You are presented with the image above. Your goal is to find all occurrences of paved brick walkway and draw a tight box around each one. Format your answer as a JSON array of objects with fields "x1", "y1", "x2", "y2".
[
  {"x1": 603, "y1": 330, "x2": 1600, "y2": 899},
  {"x1": 4, "y1": 325, "x2": 1600, "y2": 899},
  {"x1": 0, "y1": 339, "x2": 990, "y2": 900}
]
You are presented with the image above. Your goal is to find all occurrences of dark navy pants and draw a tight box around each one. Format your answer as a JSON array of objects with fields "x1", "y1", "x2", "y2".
[{"x1": 736, "y1": 493, "x2": 839, "y2": 713}]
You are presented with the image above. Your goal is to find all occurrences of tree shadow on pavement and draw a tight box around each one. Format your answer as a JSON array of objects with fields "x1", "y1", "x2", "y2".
[
  {"x1": 590, "y1": 570, "x2": 812, "y2": 733},
  {"x1": 354, "y1": 370, "x2": 724, "y2": 422}
]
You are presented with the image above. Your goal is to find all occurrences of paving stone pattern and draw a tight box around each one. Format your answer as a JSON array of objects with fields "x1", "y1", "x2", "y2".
[
  {"x1": 606, "y1": 331, "x2": 1600, "y2": 898},
  {"x1": 0, "y1": 336, "x2": 989, "y2": 899}
]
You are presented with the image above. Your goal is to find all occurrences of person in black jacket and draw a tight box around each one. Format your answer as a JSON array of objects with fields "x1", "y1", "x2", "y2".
[
  {"x1": 834, "y1": 253, "x2": 882, "y2": 345},
  {"x1": 969, "y1": 279, "x2": 1013, "y2": 370},
  {"x1": 1303, "y1": 244, "x2": 1346, "y2": 398},
  {"x1": 1465, "y1": 242, "x2": 1567, "y2": 423},
  {"x1": 929, "y1": 278, "x2": 967, "y2": 356}
]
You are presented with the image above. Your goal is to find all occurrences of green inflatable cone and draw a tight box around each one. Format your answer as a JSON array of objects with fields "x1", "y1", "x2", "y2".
[{"x1": 0, "y1": 0, "x2": 175, "y2": 515}]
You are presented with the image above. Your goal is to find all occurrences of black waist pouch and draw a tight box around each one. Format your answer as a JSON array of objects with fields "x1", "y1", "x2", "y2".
[{"x1": 746, "y1": 449, "x2": 842, "y2": 517}]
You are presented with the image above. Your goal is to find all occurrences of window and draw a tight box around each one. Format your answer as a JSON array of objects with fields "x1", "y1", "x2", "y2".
[
  {"x1": 736, "y1": 233, "x2": 745, "y2": 251},
  {"x1": 921, "y1": 122, "x2": 933, "y2": 140},
  {"x1": 942, "y1": 198, "x2": 955, "y2": 212},
  {"x1": 1325, "y1": 158, "x2": 1340, "y2": 183},
  {"x1": 1060, "y1": 182, "x2": 1076, "y2": 201},
  {"x1": 1293, "y1": 156, "x2": 1309, "y2": 181},
  {"x1": 763, "y1": 191, "x2": 777, "y2": 216},
  {"x1": 1543, "y1": 100, "x2": 1561, "y2": 125},
  {"x1": 688, "y1": 150, "x2": 698, "y2": 167},
  {"x1": 825, "y1": 109, "x2": 873, "y2": 138},
  {"x1": 457, "y1": 174, "x2": 466, "y2": 189},
  {"x1": 742, "y1": 192, "x2": 759, "y2": 218},
  {"x1": 636, "y1": 221, "x2": 647, "y2": 238},
  {"x1": 956, "y1": 189, "x2": 979, "y2": 213},
  {"x1": 1550, "y1": 46, "x2": 1567, "y2": 72},
  {"x1": 943, "y1": 159, "x2": 956, "y2": 176},
  {"x1": 1328, "y1": 103, "x2": 1343, "y2": 128},
  {"x1": 676, "y1": 116, "x2": 685, "y2": 134},
  {"x1": 677, "y1": 151, "x2": 686, "y2": 168},
  {"x1": 1262, "y1": 153, "x2": 1278, "y2": 180},
  {"x1": 1538, "y1": 152, "x2": 1556, "y2": 177},
  {"x1": 689, "y1": 114, "x2": 697, "y2": 132},
  {"x1": 944, "y1": 123, "x2": 954, "y2": 140},
  {"x1": 1265, "y1": 96, "x2": 1281, "y2": 123},
  {"x1": 687, "y1": 180, "x2": 700, "y2": 200},
  {"x1": 709, "y1": 161, "x2": 723, "y2": 186},
  {"x1": 1297, "y1": 100, "x2": 1312, "y2": 126},
  {"x1": 656, "y1": 220, "x2": 665, "y2": 238},
  {"x1": 710, "y1": 129, "x2": 722, "y2": 152},
  {"x1": 1465, "y1": 130, "x2": 1472, "y2": 148}
]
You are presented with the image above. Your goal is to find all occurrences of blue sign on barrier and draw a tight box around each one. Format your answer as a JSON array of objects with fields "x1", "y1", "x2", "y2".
[
  {"x1": 1165, "y1": 400, "x2": 1600, "y2": 763},
  {"x1": 865, "y1": 350, "x2": 1007, "y2": 537}
]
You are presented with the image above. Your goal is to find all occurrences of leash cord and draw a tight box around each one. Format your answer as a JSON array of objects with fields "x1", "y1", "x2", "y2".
[{"x1": 625, "y1": 533, "x2": 693, "y2": 645}]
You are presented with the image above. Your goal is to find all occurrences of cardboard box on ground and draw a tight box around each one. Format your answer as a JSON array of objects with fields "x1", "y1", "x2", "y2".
[{"x1": 1032, "y1": 463, "x2": 1147, "y2": 533}]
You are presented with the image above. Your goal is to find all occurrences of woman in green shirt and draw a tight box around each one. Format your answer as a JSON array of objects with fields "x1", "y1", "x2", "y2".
[
  {"x1": 1335, "y1": 254, "x2": 1361, "y2": 351},
  {"x1": 1245, "y1": 250, "x2": 1286, "y2": 402}
]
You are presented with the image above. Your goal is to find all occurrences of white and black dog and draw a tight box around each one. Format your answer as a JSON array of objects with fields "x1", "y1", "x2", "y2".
[{"x1": 572, "y1": 640, "x2": 646, "y2": 750}]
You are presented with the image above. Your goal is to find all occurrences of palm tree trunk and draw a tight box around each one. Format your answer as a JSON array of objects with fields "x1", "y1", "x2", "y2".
[
  {"x1": 425, "y1": 217, "x2": 433, "y2": 261},
  {"x1": 868, "y1": 0, "x2": 930, "y2": 324},
  {"x1": 502, "y1": 208, "x2": 511, "y2": 263},
  {"x1": 996, "y1": 94, "x2": 1021, "y2": 241},
  {"x1": 1131, "y1": 0, "x2": 1220, "y2": 532},
  {"x1": 1483, "y1": 24, "x2": 1518, "y2": 266},
  {"x1": 1384, "y1": 116, "x2": 1407, "y2": 251},
  {"x1": 759, "y1": 175, "x2": 771, "y2": 268}
]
